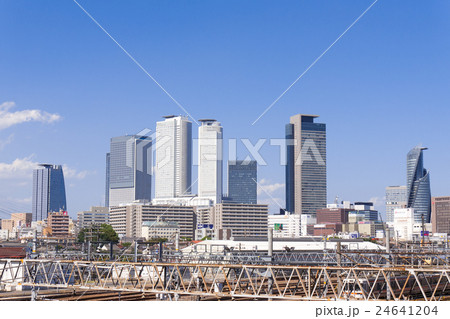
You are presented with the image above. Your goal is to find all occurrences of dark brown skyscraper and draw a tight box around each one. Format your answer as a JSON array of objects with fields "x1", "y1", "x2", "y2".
[{"x1": 431, "y1": 196, "x2": 450, "y2": 234}]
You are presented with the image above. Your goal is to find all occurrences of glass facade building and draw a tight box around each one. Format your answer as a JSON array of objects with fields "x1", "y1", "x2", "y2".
[
  {"x1": 406, "y1": 146, "x2": 431, "y2": 223},
  {"x1": 108, "y1": 134, "x2": 152, "y2": 207},
  {"x1": 285, "y1": 114, "x2": 326, "y2": 215},
  {"x1": 227, "y1": 160, "x2": 257, "y2": 204},
  {"x1": 105, "y1": 153, "x2": 110, "y2": 207},
  {"x1": 385, "y1": 185, "x2": 407, "y2": 223},
  {"x1": 32, "y1": 164, "x2": 67, "y2": 222}
]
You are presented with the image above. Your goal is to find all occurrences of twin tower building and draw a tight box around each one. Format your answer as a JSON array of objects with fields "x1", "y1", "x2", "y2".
[
  {"x1": 106, "y1": 115, "x2": 255, "y2": 208},
  {"x1": 106, "y1": 114, "x2": 328, "y2": 217}
]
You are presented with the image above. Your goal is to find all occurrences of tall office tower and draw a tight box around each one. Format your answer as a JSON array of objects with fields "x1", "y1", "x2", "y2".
[
  {"x1": 227, "y1": 160, "x2": 257, "y2": 204},
  {"x1": 385, "y1": 186, "x2": 407, "y2": 223},
  {"x1": 108, "y1": 134, "x2": 152, "y2": 207},
  {"x1": 154, "y1": 115, "x2": 192, "y2": 198},
  {"x1": 198, "y1": 119, "x2": 223, "y2": 204},
  {"x1": 406, "y1": 146, "x2": 431, "y2": 223},
  {"x1": 105, "y1": 153, "x2": 110, "y2": 207},
  {"x1": 285, "y1": 114, "x2": 326, "y2": 215},
  {"x1": 32, "y1": 164, "x2": 67, "y2": 222},
  {"x1": 431, "y1": 196, "x2": 450, "y2": 234}
]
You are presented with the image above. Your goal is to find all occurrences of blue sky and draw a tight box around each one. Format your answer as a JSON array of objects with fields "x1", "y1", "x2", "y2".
[{"x1": 1, "y1": 0, "x2": 449, "y2": 218}]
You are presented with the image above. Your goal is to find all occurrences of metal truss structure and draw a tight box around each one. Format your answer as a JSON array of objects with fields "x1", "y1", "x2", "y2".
[
  {"x1": 43, "y1": 250, "x2": 450, "y2": 267},
  {"x1": 1, "y1": 259, "x2": 450, "y2": 301}
]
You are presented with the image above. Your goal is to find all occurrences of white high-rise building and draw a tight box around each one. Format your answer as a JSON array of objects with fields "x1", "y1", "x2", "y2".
[
  {"x1": 393, "y1": 208, "x2": 414, "y2": 241},
  {"x1": 198, "y1": 119, "x2": 223, "y2": 204},
  {"x1": 155, "y1": 115, "x2": 192, "y2": 198}
]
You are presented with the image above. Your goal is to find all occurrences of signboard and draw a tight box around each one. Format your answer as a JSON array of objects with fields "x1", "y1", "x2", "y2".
[
  {"x1": 274, "y1": 223, "x2": 283, "y2": 231},
  {"x1": 421, "y1": 231, "x2": 430, "y2": 236},
  {"x1": 197, "y1": 224, "x2": 213, "y2": 230}
]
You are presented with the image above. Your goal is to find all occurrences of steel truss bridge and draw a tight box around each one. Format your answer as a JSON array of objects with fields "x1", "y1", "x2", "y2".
[{"x1": 1, "y1": 259, "x2": 450, "y2": 301}]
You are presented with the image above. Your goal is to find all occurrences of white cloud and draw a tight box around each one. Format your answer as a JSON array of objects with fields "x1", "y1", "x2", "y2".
[
  {"x1": 0, "y1": 156, "x2": 38, "y2": 179},
  {"x1": 257, "y1": 178, "x2": 284, "y2": 196},
  {"x1": 62, "y1": 164, "x2": 92, "y2": 180},
  {"x1": 0, "y1": 134, "x2": 14, "y2": 150},
  {"x1": 369, "y1": 196, "x2": 384, "y2": 207},
  {"x1": 0, "y1": 101, "x2": 61, "y2": 130},
  {"x1": 0, "y1": 157, "x2": 92, "y2": 181}
]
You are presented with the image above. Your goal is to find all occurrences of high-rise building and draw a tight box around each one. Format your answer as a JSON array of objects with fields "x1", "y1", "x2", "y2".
[
  {"x1": 198, "y1": 119, "x2": 223, "y2": 204},
  {"x1": 227, "y1": 160, "x2": 257, "y2": 204},
  {"x1": 32, "y1": 164, "x2": 67, "y2": 222},
  {"x1": 385, "y1": 186, "x2": 407, "y2": 223},
  {"x1": 46, "y1": 210, "x2": 70, "y2": 238},
  {"x1": 105, "y1": 153, "x2": 110, "y2": 207},
  {"x1": 431, "y1": 196, "x2": 450, "y2": 234},
  {"x1": 285, "y1": 114, "x2": 326, "y2": 215},
  {"x1": 154, "y1": 115, "x2": 192, "y2": 198},
  {"x1": 108, "y1": 134, "x2": 152, "y2": 207},
  {"x1": 406, "y1": 146, "x2": 431, "y2": 223}
]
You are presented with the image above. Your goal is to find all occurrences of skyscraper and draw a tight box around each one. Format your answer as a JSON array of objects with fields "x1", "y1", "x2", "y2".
[
  {"x1": 105, "y1": 153, "x2": 110, "y2": 207},
  {"x1": 285, "y1": 114, "x2": 326, "y2": 215},
  {"x1": 385, "y1": 186, "x2": 407, "y2": 223},
  {"x1": 108, "y1": 134, "x2": 152, "y2": 207},
  {"x1": 227, "y1": 160, "x2": 257, "y2": 204},
  {"x1": 406, "y1": 145, "x2": 431, "y2": 223},
  {"x1": 198, "y1": 119, "x2": 223, "y2": 204},
  {"x1": 431, "y1": 196, "x2": 450, "y2": 234},
  {"x1": 154, "y1": 115, "x2": 192, "y2": 198},
  {"x1": 32, "y1": 164, "x2": 67, "y2": 222}
]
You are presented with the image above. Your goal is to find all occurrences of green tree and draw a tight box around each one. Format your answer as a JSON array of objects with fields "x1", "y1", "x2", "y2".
[
  {"x1": 77, "y1": 229, "x2": 86, "y2": 243},
  {"x1": 99, "y1": 224, "x2": 119, "y2": 242},
  {"x1": 77, "y1": 224, "x2": 119, "y2": 243}
]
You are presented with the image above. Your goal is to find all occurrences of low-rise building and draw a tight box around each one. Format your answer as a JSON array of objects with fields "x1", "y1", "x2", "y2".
[
  {"x1": 110, "y1": 202, "x2": 196, "y2": 239},
  {"x1": 348, "y1": 202, "x2": 379, "y2": 222},
  {"x1": 314, "y1": 223, "x2": 343, "y2": 237},
  {"x1": 11, "y1": 213, "x2": 32, "y2": 228},
  {"x1": 211, "y1": 203, "x2": 268, "y2": 238},
  {"x1": 142, "y1": 220, "x2": 179, "y2": 240},
  {"x1": 342, "y1": 221, "x2": 383, "y2": 238},
  {"x1": 268, "y1": 213, "x2": 316, "y2": 237},
  {"x1": 0, "y1": 229, "x2": 10, "y2": 241},
  {"x1": 77, "y1": 206, "x2": 109, "y2": 229},
  {"x1": 1, "y1": 219, "x2": 15, "y2": 232},
  {"x1": 316, "y1": 207, "x2": 350, "y2": 224}
]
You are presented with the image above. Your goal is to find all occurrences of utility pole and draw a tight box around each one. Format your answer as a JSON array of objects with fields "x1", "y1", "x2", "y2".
[
  {"x1": 175, "y1": 233, "x2": 180, "y2": 252},
  {"x1": 268, "y1": 228, "x2": 273, "y2": 259},
  {"x1": 386, "y1": 228, "x2": 391, "y2": 301},
  {"x1": 336, "y1": 242, "x2": 342, "y2": 296},
  {"x1": 267, "y1": 228, "x2": 274, "y2": 300}
]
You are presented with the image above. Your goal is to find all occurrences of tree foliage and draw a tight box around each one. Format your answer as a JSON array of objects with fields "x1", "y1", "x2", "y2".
[{"x1": 77, "y1": 224, "x2": 119, "y2": 243}]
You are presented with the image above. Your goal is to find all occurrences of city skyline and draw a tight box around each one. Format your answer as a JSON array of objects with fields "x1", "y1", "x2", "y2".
[{"x1": 1, "y1": 1, "x2": 450, "y2": 218}]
